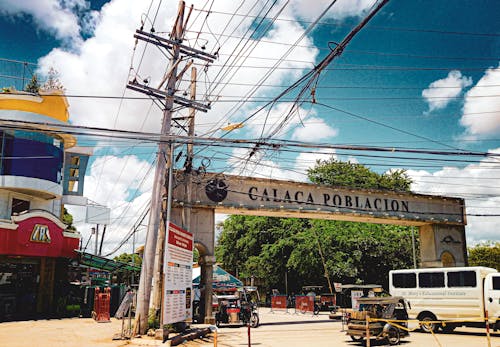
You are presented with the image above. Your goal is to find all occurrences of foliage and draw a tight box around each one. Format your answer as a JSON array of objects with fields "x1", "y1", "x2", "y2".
[
  {"x1": 41, "y1": 67, "x2": 65, "y2": 91},
  {"x1": 193, "y1": 247, "x2": 200, "y2": 263},
  {"x1": 307, "y1": 158, "x2": 412, "y2": 192},
  {"x1": 62, "y1": 207, "x2": 76, "y2": 231},
  {"x1": 113, "y1": 252, "x2": 142, "y2": 284},
  {"x1": 24, "y1": 74, "x2": 40, "y2": 93},
  {"x1": 468, "y1": 242, "x2": 500, "y2": 270},
  {"x1": 216, "y1": 159, "x2": 417, "y2": 294}
]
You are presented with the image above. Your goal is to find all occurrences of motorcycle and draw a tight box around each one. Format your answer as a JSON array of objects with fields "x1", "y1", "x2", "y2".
[
  {"x1": 215, "y1": 287, "x2": 260, "y2": 328},
  {"x1": 347, "y1": 296, "x2": 410, "y2": 345}
]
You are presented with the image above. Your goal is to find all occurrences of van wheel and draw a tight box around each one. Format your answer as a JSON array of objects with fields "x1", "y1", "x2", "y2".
[
  {"x1": 420, "y1": 314, "x2": 438, "y2": 333},
  {"x1": 350, "y1": 335, "x2": 363, "y2": 342}
]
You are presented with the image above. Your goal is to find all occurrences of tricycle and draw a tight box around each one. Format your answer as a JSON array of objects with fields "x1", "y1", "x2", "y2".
[
  {"x1": 347, "y1": 296, "x2": 410, "y2": 345},
  {"x1": 215, "y1": 286, "x2": 259, "y2": 328}
]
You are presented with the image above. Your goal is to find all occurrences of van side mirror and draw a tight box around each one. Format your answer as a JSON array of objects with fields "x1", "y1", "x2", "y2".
[{"x1": 488, "y1": 297, "x2": 493, "y2": 303}]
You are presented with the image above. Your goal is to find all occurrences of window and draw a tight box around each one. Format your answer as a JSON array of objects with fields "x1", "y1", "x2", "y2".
[
  {"x1": 11, "y1": 198, "x2": 30, "y2": 215},
  {"x1": 447, "y1": 271, "x2": 477, "y2": 287},
  {"x1": 493, "y1": 276, "x2": 500, "y2": 290},
  {"x1": 419, "y1": 272, "x2": 445, "y2": 288},
  {"x1": 392, "y1": 273, "x2": 417, "y2": 288}
]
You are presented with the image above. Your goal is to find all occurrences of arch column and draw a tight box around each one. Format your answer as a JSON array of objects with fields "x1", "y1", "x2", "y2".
[
  {"x1": 172, "y1": 206, "x2": 216, "y2": 323},
  {"x1": 419, "y1": 224, "x2": 468, "y2": 268}
]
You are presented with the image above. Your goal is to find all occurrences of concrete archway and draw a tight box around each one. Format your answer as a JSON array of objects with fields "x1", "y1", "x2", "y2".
[{"x1": 172, "y1": 172, "x2": 467, "y2": 322}]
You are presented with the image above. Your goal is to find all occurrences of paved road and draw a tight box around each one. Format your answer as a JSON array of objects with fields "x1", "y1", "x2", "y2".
[
  {"x1": 186, "y1": 309, "x2": 500, "y2": 347},
  {"x1": 0, "y1": 310, "x2": 498, "y2": 347}
]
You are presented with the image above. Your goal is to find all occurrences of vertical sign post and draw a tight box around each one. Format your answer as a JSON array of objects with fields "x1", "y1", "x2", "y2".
[{"x1": 163, "y1": 222, "x2": 194, "y2": 324}]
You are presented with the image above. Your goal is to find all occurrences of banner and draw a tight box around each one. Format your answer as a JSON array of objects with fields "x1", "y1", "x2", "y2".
[{"x1": 163, "y1": 222, "x2": 194, "y2": 324}]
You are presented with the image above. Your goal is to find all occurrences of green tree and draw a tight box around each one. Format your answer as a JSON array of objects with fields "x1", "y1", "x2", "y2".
[
  {"x1": 114, "y1": 252, "x2": 142, "y2": 285},
  {"x1": 24, "y1": 74, "x2": 40, "y2": 93},
  {"x1": 468, "y1": 242, "x2": 500, "y2": 269},
  {"x1": 307, "y1": 158, "x2": 412, "y2": 192},
  {"x1": 62, "y1": 207, "x2": 76, "y2": 231}
]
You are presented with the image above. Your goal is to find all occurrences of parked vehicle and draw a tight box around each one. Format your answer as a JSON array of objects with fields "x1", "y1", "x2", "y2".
[
  {"x1": 215, "y1": 287, "x2": 259, "y2": 328},
  {"x1": 347, "y1": 296, "x2": 410, "y2": 345},
  {"x1": 301, "y1": 286, "x2": 338, "y2": 314},
  {"x1": 389, "y1": 266, "x2": 500, "y2": 332}
]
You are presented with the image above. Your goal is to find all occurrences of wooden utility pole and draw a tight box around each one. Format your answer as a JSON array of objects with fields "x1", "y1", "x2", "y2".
[{"x1": 128, "y1": 0, "x2": 215, "y2": 334}]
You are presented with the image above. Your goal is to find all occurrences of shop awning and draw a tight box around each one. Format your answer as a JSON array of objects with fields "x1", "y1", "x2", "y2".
[{"x1": 77, "y1": 251, "x2": 141, "y2": 273}]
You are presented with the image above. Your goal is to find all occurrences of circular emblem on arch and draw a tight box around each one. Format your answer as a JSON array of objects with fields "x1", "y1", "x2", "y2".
[{"x1": 205, "y1": 178, "x2": 228, "y2": 202}]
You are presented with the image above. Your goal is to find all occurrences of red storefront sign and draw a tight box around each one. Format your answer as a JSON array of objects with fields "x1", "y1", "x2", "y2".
[{"x1": 0, "y1": 211, "x2": 80, "y2": 258}]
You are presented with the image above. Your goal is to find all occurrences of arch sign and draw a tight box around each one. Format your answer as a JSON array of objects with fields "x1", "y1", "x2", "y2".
[{"x1": 171, "y1": 172, "x2": 467, "y2": 322}]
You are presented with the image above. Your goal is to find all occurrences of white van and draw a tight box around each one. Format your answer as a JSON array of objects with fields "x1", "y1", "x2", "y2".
[{"x1": 389, "y1": 266, "x2": 500, "y2": 332}]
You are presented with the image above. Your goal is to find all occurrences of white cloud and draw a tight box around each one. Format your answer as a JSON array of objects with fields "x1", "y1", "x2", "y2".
[
  {"x1": 33, "y1": 0, "x2": 373, "y2": 252},
  {"x1": 0, "y1": 0, "x2": 82, "y2": 40},
  {"x1": 294, "y1": 149, "x2": 337, "y2": 172},
  {"x1": 288, "y1": 0, "x2": 375, "y2": 21},
  {"x1": 292, "y1": 116, "x2": 338, "y2": 141},
  {"x1": 227, "y1": 147, "x2": 335, "y2": 182},
  {"x1": 422, "y1": 70, "x2": 472, "y2": 112},
  {"x1": 460, "y1": 63, "x2": 500, "y2": 138},
  {"x1": 67, "y1": 154, "x2": 154, "y2": 255},
  {"x1": 408, "y1": 148, "x2": 500, "y2": 245}
]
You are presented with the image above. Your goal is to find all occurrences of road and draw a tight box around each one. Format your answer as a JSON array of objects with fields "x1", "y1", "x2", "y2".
[{"x1": 0, "y1": 310, "x2": 498, "y2": 347}]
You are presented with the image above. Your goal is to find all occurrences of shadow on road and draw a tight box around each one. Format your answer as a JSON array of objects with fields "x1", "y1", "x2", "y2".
[
  {"x1": 260, "y1": 319, "x2": 333, "y2": 326},
  {"x1": 414, "y1": 330, "x2": 500, "y2": 338}
]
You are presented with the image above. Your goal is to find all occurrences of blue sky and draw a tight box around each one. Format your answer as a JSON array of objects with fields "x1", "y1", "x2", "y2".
[{"x1": 0, "y1": 0, "x2": 499, "y2": 252}]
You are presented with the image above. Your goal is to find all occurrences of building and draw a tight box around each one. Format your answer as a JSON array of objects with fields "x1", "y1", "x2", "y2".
[{"x1": 0, "y1": 87, "x2": 92, "y2": 320}]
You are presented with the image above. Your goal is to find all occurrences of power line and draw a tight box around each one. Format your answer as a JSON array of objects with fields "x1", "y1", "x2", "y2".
[{"x1": 193, "y1": 8, "x2": 500, "y2": 37}]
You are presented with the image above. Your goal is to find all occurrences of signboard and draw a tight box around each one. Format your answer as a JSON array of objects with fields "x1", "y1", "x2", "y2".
[
  {"x1": 85, "y1": 205, "x2": 111, "y2": 225},
  {"x1": 173, "y1": 173, "x2": 466, "y2": 226},
  {"x1": 163, "y1": 222, "x2": 194, "y2": 324},
  {"x1": 351, "y1": 290, "x2": 364, "y2": 310}
]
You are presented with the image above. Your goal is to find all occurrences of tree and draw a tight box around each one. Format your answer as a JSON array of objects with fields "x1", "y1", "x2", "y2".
[
  {"x1": 41, "y1": 67, "x2": 65, "y2": 92},
  {"x1": 468, "y1": 242, "x2": 500, "y2": 269},
  {"x1": 24, "y1": 74, "x2": 40, "y2": 93},
  {"x1": 114, "y1": 252, "x2": 142, "y2": 285},
  {"x1": 216, "y1": 159, "x2": 417, "y2": 294},
  {"x1": 62, "y1": 207, "x2": 76, "y2": 231},
  {"x1": 307, "y1": 159, "x2": 412, "y2": 192}
]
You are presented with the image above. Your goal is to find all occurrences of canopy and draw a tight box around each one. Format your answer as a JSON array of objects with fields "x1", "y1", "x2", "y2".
[
  {"x1": 192, "y1": 265, "x2": 243, "y2": 289},
  {"x1": 77, "y1": 251, "x2": 141, "y2": 273}
]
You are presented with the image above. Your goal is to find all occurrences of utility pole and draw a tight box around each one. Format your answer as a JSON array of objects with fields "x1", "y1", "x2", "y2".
[
  {"x1": 94, "y1": 225, "x2": 99, "y2": 256},
  {"x1": 128, "y1": 0, "x2": 215, "y2": 334}
]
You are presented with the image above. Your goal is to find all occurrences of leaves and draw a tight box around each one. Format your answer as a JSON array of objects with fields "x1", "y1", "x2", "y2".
[{"x1": 468, "y1": 242, "x2": 500, "y2": 269}]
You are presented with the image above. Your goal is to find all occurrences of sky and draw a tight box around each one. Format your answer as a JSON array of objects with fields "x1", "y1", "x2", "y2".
[{"x1": 0, "y1": 0, "x2": 499, "y2": 255}]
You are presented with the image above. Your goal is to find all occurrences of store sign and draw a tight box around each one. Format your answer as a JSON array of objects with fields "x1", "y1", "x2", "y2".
[
  {"x1": 163, "y1": 222, "x2": 193, "y2": 325},
  {"x1": 30, "y1": 224, "x2": 51, "y2": 243}
]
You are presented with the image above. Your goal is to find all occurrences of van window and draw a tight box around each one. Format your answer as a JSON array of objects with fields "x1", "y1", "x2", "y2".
[
  {"x1": 493, "y1": 276, "x2": 500, "y2": 290},
  {"x1": 393, "y1": 273, "x2": 416, "y2": 288},
  {"x1": 447, "y1": 271, "x2": 477, "y2": 287},
  {"x1": 419, "y1": 272, "x2": 444, "y2": 288}
]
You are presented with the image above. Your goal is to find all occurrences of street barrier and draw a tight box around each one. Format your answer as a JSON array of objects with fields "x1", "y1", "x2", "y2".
[
  {"x1": 270, "y1": 295, "x2": 288, "y2": 313},
  {"x1": 295, "y1": 295, "x2": 314, "y2": 314},
  {"x1": 92, "y1": 287, "x2": 111, "y2": 323}
]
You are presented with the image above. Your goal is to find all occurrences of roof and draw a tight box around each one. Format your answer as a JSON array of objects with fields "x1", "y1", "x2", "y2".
[
  {"x1": 192, "y1": 265, "x2": 243, "y2": 289},
  {"x1": 77, "y1": 251, "x2": 141, "y2": 273}
]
